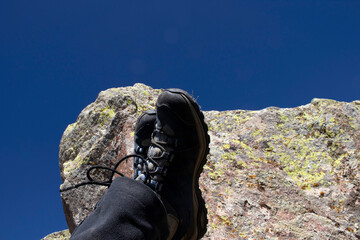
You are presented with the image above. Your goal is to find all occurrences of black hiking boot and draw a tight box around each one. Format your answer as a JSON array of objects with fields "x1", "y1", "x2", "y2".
[
  {"x1": 138, "y1": 89, "x2": 210, "y2": 240},
  {"x1": 133, "y1": 109, "x2": 156, "y2": 179}
]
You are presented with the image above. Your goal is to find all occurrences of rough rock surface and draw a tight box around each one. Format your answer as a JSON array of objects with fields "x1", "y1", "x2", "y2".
[
  {"x1": 57, "y1": 83, "x2": 360, "y2": 239},
  {"x1": 42, "y1": 230, "x2": 70, "y2": 240}
]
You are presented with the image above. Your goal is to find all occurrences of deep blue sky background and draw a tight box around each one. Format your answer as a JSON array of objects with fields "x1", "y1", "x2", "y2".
[{"x1": 0, "y1": 1, "x2": 359, "y2": 239}]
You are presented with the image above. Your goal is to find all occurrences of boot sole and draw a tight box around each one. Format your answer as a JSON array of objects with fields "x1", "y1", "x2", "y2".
[{"x1": 166, "y1": 89, "x2": 210, "y2": 240}]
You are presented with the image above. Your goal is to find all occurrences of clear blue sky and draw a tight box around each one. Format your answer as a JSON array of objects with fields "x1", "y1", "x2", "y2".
[{"x1": 0, "y1": 1, "x2": 359, "y2": 239}]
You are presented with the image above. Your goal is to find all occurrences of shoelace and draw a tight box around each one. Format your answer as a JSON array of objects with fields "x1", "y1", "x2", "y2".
[
  {"x1": 60, "y1": 131, "x2": 173, "y2": 192},
  {"x1": 135, "y1": 131, "x2": 173, "y2": 191},
  {"x1": 60, "y1": 154, "x2": 144, "y2": 192}
]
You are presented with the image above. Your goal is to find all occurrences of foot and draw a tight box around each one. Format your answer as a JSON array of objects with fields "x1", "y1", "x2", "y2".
[{"x1": 138, "y1": 89, "x2": 210, "y2": 240}]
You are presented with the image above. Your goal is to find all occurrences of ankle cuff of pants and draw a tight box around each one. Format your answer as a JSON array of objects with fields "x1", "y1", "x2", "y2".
[{"x1": 70, "y1": 177, "x2": 169, "y2": 240}]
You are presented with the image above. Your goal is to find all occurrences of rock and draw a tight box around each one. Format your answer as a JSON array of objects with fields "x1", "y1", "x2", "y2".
[
  {"x1": 57, "y1": 84, "x2": 360, "y2": 239},
  {"x1": 42, "y1": 230, "x2": 70, "y2": 240}
]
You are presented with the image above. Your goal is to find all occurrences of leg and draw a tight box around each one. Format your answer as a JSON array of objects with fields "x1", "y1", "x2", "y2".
[{"x1": 63, "y1": 88, "x2": 209, "y2": 240}]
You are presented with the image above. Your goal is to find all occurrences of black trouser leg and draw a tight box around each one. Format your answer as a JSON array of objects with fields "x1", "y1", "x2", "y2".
[{"x1": 70, "y1": 177, "x2": 169, "y2": 240}]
